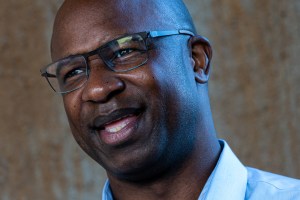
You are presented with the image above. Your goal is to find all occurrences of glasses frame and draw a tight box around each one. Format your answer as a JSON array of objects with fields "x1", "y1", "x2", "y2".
[{"x1": 41, "y1": 29, "x2": 195, "y2": 94}]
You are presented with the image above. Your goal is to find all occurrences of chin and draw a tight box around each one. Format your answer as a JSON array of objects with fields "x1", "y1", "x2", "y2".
[{"x1": 99, "y1": 144, "x2": 170, "y2": 182}]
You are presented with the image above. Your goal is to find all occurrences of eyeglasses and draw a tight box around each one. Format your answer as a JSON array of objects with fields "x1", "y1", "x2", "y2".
[{"x1": 41, "y1": 29, "x2": 195, "y2": 94}]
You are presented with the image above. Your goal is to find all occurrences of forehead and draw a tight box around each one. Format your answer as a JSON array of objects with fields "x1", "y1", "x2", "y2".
[{"x1": 51, "y1": 0, "x2": 181, "y2": 60}]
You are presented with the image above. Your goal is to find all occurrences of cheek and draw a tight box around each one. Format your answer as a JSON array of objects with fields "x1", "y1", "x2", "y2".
[
  {"x1": 62, "y1": 91, "x2": 95, "y2": 152},
  {"x1": 149, "y1": 46, "x2": 199, "y2": 122},
  {"x1": 63, "y1": 91, "x2": 83, "y2": 128}
]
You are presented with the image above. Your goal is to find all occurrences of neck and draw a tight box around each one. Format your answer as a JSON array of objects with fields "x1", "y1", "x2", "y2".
[{"x1": 107, "y1": 136, "x2": 221, "y2": 200}]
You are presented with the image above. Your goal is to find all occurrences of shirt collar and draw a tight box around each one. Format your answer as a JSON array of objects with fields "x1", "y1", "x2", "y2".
[
  {"x1": 102, "y1": 180, "x2": 114, "y2": 200},
  {"x1": 102, "y1": 140, "x2": 248, "y2": 200},
  {"x1": 199, "y1": 140, "x2": 247, "y2": 200}
]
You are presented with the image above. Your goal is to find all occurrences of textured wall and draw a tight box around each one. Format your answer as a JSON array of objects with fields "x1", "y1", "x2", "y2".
[
  {"x1": 0, "y1": 0, "x2": 299, "y2": 199},
  {"x1": 185, "y1": 0, "x2": 300, "y2": 178}
]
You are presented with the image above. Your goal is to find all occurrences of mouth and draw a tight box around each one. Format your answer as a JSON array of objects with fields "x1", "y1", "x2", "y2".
[{"x1": 91, "y1": 108, "x2": 143, "y2": 146}]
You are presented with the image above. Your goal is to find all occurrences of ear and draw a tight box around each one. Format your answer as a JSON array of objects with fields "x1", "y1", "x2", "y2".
[{"x1": 189, "y1": 35, "x2": 212, "y2": 84}]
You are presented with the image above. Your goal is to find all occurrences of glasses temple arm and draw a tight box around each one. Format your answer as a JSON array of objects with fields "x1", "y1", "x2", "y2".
[
  {"x1": 149, "y1": 30, "x2": 195, "y2": 38},
  {"x1": 41, "y1": 71, "x2": 56, "y2": 78}
]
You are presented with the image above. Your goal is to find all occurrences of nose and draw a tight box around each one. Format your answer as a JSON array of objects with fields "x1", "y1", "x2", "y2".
[{"x1": 81, "y1": 60, "x2": 125, "y2": 103}]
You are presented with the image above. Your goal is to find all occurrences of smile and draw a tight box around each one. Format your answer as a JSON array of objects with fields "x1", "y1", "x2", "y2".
[
  {"x1": 92, "y1": 108, "x2": 143, "y2": 146},
  {"x1": 104, "y1": 115, "x2": 136, "y2": 133}
]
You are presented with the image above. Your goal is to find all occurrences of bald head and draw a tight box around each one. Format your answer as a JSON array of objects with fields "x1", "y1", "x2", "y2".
[{"x1": 51, "y1": 0, "x2": 196, "y2": 60}]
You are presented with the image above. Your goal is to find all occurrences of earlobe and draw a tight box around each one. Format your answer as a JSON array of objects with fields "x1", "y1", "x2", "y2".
[{"x1": 189, "y1": 36, "x2": 212, "y2": 84}]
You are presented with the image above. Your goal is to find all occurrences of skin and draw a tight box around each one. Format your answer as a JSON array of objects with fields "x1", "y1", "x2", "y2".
[{"x1": 51, "y1": 0, "x2": 221, "y2": 199}]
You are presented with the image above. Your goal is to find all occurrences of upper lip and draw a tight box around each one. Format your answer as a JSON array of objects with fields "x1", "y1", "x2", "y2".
[{"x1": 91, "y1": 107, "x2": 143, "y2": 130}]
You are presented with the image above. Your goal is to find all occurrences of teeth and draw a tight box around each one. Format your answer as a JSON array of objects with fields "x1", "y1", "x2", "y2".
[{"x1": 105, "y1": 118, "x2": 131, "y2": 133}]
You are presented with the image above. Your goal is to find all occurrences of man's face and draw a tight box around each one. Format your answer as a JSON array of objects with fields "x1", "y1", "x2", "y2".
[{"x1": 52, "y1": 0, "x2": 204, "y2": 180}]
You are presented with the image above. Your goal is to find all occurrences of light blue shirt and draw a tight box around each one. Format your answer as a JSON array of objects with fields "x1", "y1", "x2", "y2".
[{"x1": 102, "y1": 140, "x2": 300, "y2": 200}]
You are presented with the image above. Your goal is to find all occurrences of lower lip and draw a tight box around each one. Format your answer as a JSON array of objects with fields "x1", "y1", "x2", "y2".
[{"x1": 98, "y1": 115, "x2": 139, "y2": 146}]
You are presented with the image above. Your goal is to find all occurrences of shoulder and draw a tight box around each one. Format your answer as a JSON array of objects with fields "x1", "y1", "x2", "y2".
[{"x1": 245, "y1": 167, "x2": 300, "y2": 199}]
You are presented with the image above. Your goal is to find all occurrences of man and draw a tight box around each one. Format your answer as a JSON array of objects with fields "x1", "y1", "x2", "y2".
[{"x1": 41, "y1": 0, "x2": 300, "y2": 199}]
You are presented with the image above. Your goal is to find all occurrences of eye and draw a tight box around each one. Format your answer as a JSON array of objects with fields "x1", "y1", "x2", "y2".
[
  {"x1": 111, "y1": 48, "x2": 145, "y2": 64},
  {"x1": 57, "y1": 64, "x2": 87, "y2": 85},
  {"x1": 99, "y1": 34, "x2": 147, "y2": 68},
  {"x1": 64, "y1": 68, "x2": 86, "y2": 81},
  {"x1": 114, "y1": 48, "x2": 137, "y2": 59}
]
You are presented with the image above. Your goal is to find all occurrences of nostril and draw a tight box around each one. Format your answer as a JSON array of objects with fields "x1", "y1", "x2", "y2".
[{"x1": 105, "y1": 79, "x2": 126, "y2": 100}]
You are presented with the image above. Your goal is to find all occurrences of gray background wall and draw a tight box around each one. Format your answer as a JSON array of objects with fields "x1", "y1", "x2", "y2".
[{"x1": 0, "y1": 0, "x2": 299, "y2": 199}]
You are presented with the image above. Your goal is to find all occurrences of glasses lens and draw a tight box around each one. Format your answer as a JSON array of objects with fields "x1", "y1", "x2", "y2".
[
  {"x1": 100, "y1": 34, "x2": 148, "y2": 72},
  {"x1": 45, "y1": 56, "x2": 88, "y2": 93}
]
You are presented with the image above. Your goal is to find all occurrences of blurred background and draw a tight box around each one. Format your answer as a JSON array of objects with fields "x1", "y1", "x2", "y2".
[{"x1": 0, "y1": 0, "x2": 299, "y2": 199}]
